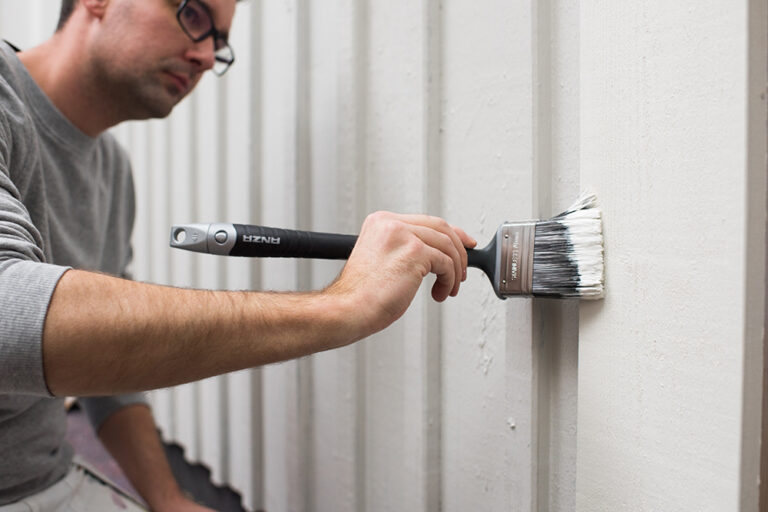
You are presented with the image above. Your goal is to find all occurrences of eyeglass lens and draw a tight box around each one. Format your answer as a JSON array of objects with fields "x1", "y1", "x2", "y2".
[
  {"x1": 180, "y1": 1, "x2": 211, "y2": 37},
  {"x1": 178, "y1": 0, "x2": 234, "y2": 74}
]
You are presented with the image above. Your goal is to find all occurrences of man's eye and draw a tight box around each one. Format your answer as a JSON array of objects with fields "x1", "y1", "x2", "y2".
[
  {"x1": 183, "y1": 9, "x2": 200, "y2": 23},
  {"x1": 182, "y1": 4, "x2": 210, "y2": 31}
]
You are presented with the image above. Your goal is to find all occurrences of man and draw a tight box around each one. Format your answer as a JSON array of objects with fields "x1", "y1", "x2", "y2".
[{"x1": 0, "y1": 0, "x2": 475, "y2": 510}]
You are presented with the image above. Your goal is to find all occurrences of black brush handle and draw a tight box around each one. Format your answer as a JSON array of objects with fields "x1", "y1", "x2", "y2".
[
  {"x1": 466, "y1": 237, "x2": 497, "y2": 280},
  {"x1": 231, "y1": 224, "x2": 358, "y2": 259},
  {"x1": 230, "y1": 225, "x2": 491, "y2": 274}
]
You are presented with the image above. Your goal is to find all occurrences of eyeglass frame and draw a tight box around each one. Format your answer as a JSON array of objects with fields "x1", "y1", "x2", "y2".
[{"x1": 175, "y1": 0, "x2": 235, "y2": 76}]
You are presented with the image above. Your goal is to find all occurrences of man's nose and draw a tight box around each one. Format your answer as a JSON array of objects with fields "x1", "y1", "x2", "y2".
[{"x1": 185, "y1": 37, "x2": 216, "y2": 72}]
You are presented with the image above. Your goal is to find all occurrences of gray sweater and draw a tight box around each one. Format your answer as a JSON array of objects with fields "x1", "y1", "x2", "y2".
[{"x1": 0, "y1": 41, "x2": 147, "y2": 505}]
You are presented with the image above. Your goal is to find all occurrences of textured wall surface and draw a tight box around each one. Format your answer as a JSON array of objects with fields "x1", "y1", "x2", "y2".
[
  {"x1": 577, "y1": 2, "x2": 767, "y2": 511},
  {"x1": 0, "y1": 1, "x2": 765, "y2": 511}
]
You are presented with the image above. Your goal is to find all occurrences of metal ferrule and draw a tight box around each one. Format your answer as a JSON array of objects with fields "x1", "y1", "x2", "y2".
[
  {"x1": 169, "y1": 223, "x2": 237, "y2": 255},
  {"x1": 490, "y1": 227, "x2": 504, "y2": 299},
  {"x1": 497, "y1": 221, "x2": 536, "y2": 296}
]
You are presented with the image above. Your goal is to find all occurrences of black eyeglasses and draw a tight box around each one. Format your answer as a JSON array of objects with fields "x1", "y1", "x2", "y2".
[{"x1": 176, "y1": 0, "x2": 235, "y2": 76}]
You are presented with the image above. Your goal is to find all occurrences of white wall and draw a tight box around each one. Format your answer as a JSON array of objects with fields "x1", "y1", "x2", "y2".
[
  {"x1": 577, "y1": 2, "x2": 767, "y2": 510},
  {"x1": 1, "y1": 1, "x2": 765, "y2": 511}
]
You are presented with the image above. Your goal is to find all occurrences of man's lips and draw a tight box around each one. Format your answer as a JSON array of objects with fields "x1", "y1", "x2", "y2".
[{"x1": 165, "y1": 71, "x2": 191, "y2": 93}]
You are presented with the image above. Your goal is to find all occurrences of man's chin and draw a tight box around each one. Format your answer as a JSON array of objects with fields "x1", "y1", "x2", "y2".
[{"x1": 129, "y1": 92, "x2": 181, "y2": 121}]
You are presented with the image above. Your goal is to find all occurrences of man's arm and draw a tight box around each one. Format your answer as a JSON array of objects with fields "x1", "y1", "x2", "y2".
[
  {"x1": 43, "y1": 211, "x2": 476, "y2": 397},
  {"x1": 44, "y1": 270, "x2": 348, "y2": 396},
  {"x1": 97, "y1": 404, "x2": 214, "y2": 512}
]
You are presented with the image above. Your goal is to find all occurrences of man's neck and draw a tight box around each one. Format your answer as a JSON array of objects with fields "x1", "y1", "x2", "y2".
[{"x1": 18, "y1": 35, "x2": 120, "y2": 138}]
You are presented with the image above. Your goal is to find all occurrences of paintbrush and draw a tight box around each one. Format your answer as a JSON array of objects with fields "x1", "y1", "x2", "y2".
[{"x1": 169, "y1": 192, "x2": 604, "y2": 299}]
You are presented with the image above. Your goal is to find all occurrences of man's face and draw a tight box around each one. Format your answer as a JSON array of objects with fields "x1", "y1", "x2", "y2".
[{"x1": 88, "y1": 0, "x2": 236, "y2": 120}]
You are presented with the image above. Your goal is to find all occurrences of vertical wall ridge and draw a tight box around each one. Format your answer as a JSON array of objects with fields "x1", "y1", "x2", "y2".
[
  {"x1": 163, "y1": 121, "x2": 174, "y2": 287},
  {"x1": 160, "y1": 118, "x2": 177, "y2": 469},
  {"x1": 189, "y1": 94, "x2": 201, "y2": 289},
  {"x1": 142, "y1": 126, "x2": 155, "y2": 284},
  {"x1": 295, "y1": 0, "x2": 315, "y2": 509},
  {"x1": 247, "y1": 0, "x2": 265, "y2": 508},
  {"x1": 184, "y1": 93, "x2": 203, "y2": 462},
  {"x1": 532, "y1": 0, "x2": 552, "y2": 510},
  {"x1": 216, "y1": 71, "x2": 232, "y2": 486},
  {"x1": 353, "y1": 0, "x2": 370, "y2": 509},
  {"x1": 532, "y1": 0, "x2": 582, "y2": 508},
  {"x1": 216, "y1": 80, "x2": 228, "y2": 290},
  {"x1": 501, "y1": 0, "x2": 539, "y2": 509},
  {"x1": 741, "y1": 0, "x2": 767, "y2": 508},
  {"x1": 353, "y1": 0, "x2": 370, "y2": 224},
  {"x1": 423, "y1": 0, "x2": 444, "y2": 510}
]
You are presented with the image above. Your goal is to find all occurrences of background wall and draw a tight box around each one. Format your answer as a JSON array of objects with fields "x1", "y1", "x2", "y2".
[{"x1": 0, "y1": 1, "x2": 765, "y2": 511}]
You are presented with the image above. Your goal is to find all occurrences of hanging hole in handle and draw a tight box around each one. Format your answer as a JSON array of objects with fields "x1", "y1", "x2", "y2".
[{"x1": 173, "y1": 228, "x2": 187, "y2": 244}]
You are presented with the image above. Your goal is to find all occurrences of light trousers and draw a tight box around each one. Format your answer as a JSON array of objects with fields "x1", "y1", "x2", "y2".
[{"x1": 0, "y1": 459, "x2": 146, "y2": 512}]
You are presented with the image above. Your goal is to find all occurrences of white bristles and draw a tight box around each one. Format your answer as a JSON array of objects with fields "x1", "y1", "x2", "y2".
[
  {"x1": 531, "y1": 190, "x2": 605, "y2": 299},
  {"x1": 559, "y1": 190, "x2": 599, "y2": 216},
  {"x1": 561, "y1": 205, "x2": 604, "y2": 299}
]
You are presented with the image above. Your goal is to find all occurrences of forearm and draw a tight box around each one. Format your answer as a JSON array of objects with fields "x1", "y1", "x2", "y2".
[
  {"x1": 43, "y1": 269, "x2": 354, "y2": 396},
  {"x1": 96, "y1": 404, "x2": 180, "y2": 510}
]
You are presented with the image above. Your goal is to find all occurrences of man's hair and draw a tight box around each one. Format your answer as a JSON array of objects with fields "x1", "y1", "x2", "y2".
[
  {"x1": 56, "y1": 0, "x2": 77, "y2": 31},
  {"x1": 57, "y1": 0, "x2": 243, "y2": 32}
]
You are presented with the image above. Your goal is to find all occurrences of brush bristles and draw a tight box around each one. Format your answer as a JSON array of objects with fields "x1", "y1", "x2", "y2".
[{"x1": 532, "y1": 192, "x2": 605, "y2": 299}]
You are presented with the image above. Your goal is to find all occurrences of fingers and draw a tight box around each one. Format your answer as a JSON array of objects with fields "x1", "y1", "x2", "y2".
[
  {"x1": 451, "y1": 225, "x2": 478, "y2": 250},
  {"x1": 380, "y1": 213, "x2": 474, "y2": 298},
  {"x1": 410, "y1": 225, "x2": 463, "y2": 298},
  {"x1": 421, "y1": 244, "x2": 457, "y2": 302},
  {"x1": 451, "y1": 224, "x2": 478, "y2": 282}
]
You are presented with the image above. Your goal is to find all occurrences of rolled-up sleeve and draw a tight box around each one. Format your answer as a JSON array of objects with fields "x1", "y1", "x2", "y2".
[
  {"x1": 0, "y1": 260, "x2": 68, "y2": 394},
  {"x1": 0, "y1": 117, "x2": 70, "y2": 396},
  {"x1": 79, "y1": 393, "x2": 150, "y2": 432}
]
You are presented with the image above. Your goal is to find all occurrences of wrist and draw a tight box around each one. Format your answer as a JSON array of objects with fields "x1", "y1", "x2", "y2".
[
  {"x1": 240, "y1": 289, "x2": 360, "y2": 359},
  {"x1": 319, "y1": 280, "x2": 379, "y2": 346},
  {"x1": 142, "y1": 483, "x2": 187, "y2": 512},
  {"x1": 306, "y1": 289, "x2": 361, "y2": 350}
]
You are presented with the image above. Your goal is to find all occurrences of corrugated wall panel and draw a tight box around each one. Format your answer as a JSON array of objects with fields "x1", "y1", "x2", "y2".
[
  {"x1": 533, "y1": 0, "x2": 580, "y2": 510},
  {"x1": 363, "y1": 1, "x2": 433, "y2": 510},
  {"x1": 577, "y1": 1, "x2": 765, "y2": 510},
  {"x1": 307, "y1": 1, "x2": 362, "y2": 511},
  {"x1": 258, "y1": 1, "x2": 306, "y2": 511},
  {"x1": 441, "y1": 1, "x2": 543, "y2": 510},
  {"x1": 222, "y1": 2, "x2": 261, "y2": 507},
  {"x1": 0, "y1": 2, "x2": 576, "y2": 510}
]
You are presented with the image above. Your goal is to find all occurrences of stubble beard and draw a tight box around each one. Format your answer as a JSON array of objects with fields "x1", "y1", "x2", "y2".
[{"x1": 89, "y1": 53, "x2": 186, "y2": 122}]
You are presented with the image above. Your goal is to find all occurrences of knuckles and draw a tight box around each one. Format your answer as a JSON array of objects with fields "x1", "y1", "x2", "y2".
[
  {"x1": 364, "y1": 210, "x2": 394, "y2": 225},
  {"x1": 402, "y1": 237, "x2": 426, "y2": 261},
  {"x1": 363, "y1": 211, "x2": 407, "y2": 244},
  {"x1": 430, "y1": 215, "x2": 451, "y2": 232}
]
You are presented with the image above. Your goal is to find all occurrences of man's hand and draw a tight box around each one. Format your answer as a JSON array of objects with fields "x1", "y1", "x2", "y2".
[{"x1": 327, "y1": 211, "x2": 476, "y2": 340}]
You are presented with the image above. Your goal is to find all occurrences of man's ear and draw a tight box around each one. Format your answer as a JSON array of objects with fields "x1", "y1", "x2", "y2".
[{"x1": 80, "y1": 0, "x2": 110, "y2": 20}]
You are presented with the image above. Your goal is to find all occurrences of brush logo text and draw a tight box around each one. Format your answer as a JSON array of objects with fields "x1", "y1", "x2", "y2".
[
  {"x1": 242, "y1": 235, "x2": 281, "y2": 245},
  {"x1": 510, "y1": 232, "x2": 520, "y2": 280}
]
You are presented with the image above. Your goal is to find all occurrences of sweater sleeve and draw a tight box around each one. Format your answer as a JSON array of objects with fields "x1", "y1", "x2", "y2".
[
  {"x1": 79, "y1": 393, "x2": 150, "y2": 432},
  {"x1": 0, "y1": 107, "x2": 70, "y2": 396}
]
